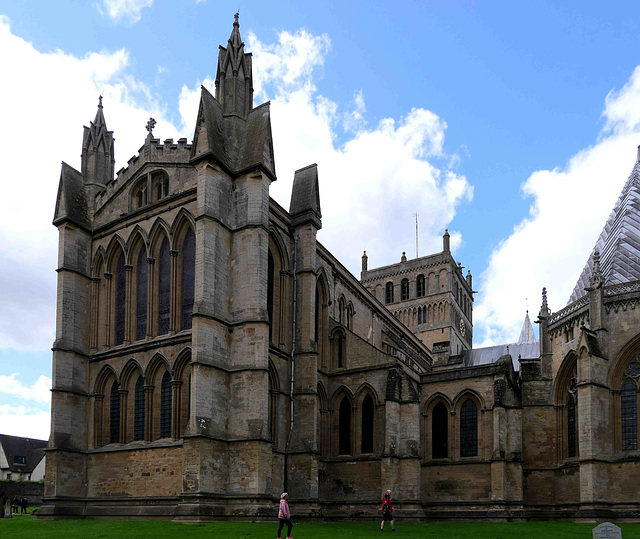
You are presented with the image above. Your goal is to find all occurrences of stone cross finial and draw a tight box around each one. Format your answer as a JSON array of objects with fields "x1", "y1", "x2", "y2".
[
  {"x1": 234, "y1": 12, "x2": 239, "y2": 24},
  {"x1": 98, "y1": 95, "x2": 103, "y2": 107},
  {"x1": 146, "y1": 117, "x2": 156, "y2": 135}
]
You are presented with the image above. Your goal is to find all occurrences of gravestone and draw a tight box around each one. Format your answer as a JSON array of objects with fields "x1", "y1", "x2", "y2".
[
  {"x1": 2, "y1": 496, "x2": 11, "y2": 518},
  {"x1": 593, "y1": 522, "x2": 622, "y2": 539}
]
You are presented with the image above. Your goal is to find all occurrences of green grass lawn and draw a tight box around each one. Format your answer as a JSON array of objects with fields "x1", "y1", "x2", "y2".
[{"x1": 2, "y1": 515, "x2": 640, "y2": 538}]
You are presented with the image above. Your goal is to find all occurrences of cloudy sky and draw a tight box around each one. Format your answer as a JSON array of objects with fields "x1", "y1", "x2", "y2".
[{"x1": 2, "y1": 0, "x2": 640, "y2": 440}]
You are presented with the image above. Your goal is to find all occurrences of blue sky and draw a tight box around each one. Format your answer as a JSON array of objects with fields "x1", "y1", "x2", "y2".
[{"x1": 2, "y1": 0, "x2": 640, "y2": 440}]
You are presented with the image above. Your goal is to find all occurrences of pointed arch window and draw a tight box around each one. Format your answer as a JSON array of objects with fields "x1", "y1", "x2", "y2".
[
  {"x1": 567, "y1": 374, "x2": 578, "y2": 458},
  {"x1": 134, "y1": 376, "x2": 145, "y2": 441},
  {"x1": 385, "y1": 282, "x2": 394, "y2": 304},
  {"x1": 181, "y1": 229, "x2": 195, "y2": 331},
  {"x1": 160, "y1": 371, "x2": 172, "y2": 438},
  {"x1": 114, "y1": 253, "x2": 126, "y2": 345},
  {"x1": 109, "y1": 381, "x2": 120, "y2": 444},
  {"x1": 432, "y1": 402, "x2": 448, "y2": 459},
  {"x1": 268, "y1": 250, "x2": 274, "y2": 341},
  {"x1": 158, "y1": 237, "x2": 171, "y2": 335},
  {"x1": 361, "y1": 394, "x2": 374, "y2": 453},
  {"x1": 401, "y1": 279, "x2": 409, "y2": 301},
  {"x1": 460, "y1": 399, "x2": 478, "y2": 457},
  {"x1": 136, "y1": 246, "x2": 148, "y2": 341},
  {"x1": 339, "y1": 397, "x2": 352, "y2": 455},
  {"x1": 622, "y1": 377, "x2": 638, "y2": 451}
]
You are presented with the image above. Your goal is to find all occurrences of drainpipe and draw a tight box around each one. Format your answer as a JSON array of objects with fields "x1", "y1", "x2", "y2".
[{"x1": 284, "y1": 234, "x2": 298, "y2": 492}]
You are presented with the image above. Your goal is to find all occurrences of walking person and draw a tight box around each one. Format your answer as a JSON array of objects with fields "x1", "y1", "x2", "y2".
[
  {"x1": 380, "y1": 489, "x2": 397, "y2": 532},
  {"x1": 277, "y1": 492, "x2": 293, "y2": 539}
]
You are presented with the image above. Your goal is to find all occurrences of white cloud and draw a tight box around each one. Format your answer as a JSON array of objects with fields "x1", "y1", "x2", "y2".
[
  {"x1": 96, "y1": 0, "x2": 154, "y2": 24},
  {"x1": 473, "y1": 68, "x2": 640, "y2": 346},
  {"x1": 0, "y1": 17, "x2": 181, "y2": 351},
  {"x1": 0, "y1": 404, "x2": 50, "y2": 441},
  {"x1": 0, "y1": 374, "x2": 51, "y2": 404}
]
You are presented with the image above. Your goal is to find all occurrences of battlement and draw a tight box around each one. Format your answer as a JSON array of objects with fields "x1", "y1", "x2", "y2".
[{"x1": 113, "y1": 137, "x2": 192, "y2": 185}]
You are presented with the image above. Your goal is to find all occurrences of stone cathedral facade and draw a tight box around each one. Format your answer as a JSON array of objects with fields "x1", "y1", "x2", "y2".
[{"x1": 43, "y1": 17, "x2": 640, "y2": 521}]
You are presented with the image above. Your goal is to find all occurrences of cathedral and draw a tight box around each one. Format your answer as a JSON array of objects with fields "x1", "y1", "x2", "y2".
[{"x1": 42, "y1": 16, "x2": 640, "y2": 521}]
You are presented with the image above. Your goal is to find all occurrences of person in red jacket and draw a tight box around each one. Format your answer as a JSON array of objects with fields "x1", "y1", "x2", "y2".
[{"x1": 380, "y1": 489, "x2": 397, "y2": 532}]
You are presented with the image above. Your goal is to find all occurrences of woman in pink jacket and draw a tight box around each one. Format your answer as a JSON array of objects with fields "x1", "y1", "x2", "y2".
[{"x1": 277, "y1": 492, "x2": 293, "y2": 539}]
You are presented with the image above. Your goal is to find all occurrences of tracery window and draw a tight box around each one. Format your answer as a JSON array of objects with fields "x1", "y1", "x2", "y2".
[
  {"x1": 361, "y1": 394, "x2": 374, "y2": 453},
  {"x1": 621, "y1": 377, "x2": 637, "y2": 451},
  {"x1": 339, "y1": 397, "x2": 352, "y2": 455},
  {"x1": 114, "y1": 253, "x2": 126, "y2": 345},
  {"x1": 432, "y1": 402, "x2": 448, "y2": 459},
  {"x1": 136, "y1": 246, "x2": 148, "y2": 341},
  {"x1": 417, "y1": 274, "x2": 425, "y2": 297},
  {"x1": 460, "y1": 398, "x2": 478, "y2": 457},
  {"x1": 401, "y1": 279, "x2": 409, "y2": 301},
  {"x1": 567, "y1": 374, "x2": 578, "y2": 458},
  {"x1": 385, "y1": 282, "x2": 394, "y2": 304},
  {"x1": 134, "y1": 375, "x2": 145, "y2": 441},
  {"x1": 158, "y1": 237, "x2": 171, "y2": 335},
  {"x1": 109, "y1": 381, "x2": 120, "y2": 444},
  {"x1": 160, "y1": 371, "x2": 172, "y2": 439},
  {"x1": 181, "y1": 229, "x2": 195, "y2": 331}
]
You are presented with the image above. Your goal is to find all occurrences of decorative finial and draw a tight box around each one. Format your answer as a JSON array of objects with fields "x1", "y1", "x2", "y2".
[
  {"x1": 589, "y1": 249, "x2": 604, "y2": 288},
  {"x1": 98, "y1": 95, "x2": 103, "y2": 107},
  {"x1": 234, "y1": 12, "x2": 239, "y2": 25},
  {"x1": 146, "y1": 117, "x2": 156, "y2": 136},
  {"x1": 362, "y1": 251, "x2": 368, "y2": 272},
  {"x1": 539, "y1": 287, "x2": 550, "y2": 318},
  {"x1": 401, "y1": 251, "x2": 407, "y2": 262}
]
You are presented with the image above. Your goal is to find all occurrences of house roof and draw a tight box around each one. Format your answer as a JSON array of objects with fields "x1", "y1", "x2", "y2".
[
  {"x1": 0, "y1": 434, "x2": 47, "y2": 474},
  {"x1": 569, "y1": 150, "x2": 640, "y2": 303}
]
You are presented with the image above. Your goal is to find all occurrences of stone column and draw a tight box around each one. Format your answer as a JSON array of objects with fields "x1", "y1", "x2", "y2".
[
  {"x1": 104, "y1": 273, "x2": 113, "y2": 349},
  {"x1": 169, "y1": 250, "x2": 179, "y2": 334},
  {"x1": 146, "y1": 258, "x2": 155, "y2": 337},
  {"x1": 144, "y1": 385, "x2": 154, "y2": 441},
  {"x1": 124, "y1": 264, "x2": 133, "y2": 344},
  {"x1": 171, "y1": 379, "x2": 183, "y2": 439}
]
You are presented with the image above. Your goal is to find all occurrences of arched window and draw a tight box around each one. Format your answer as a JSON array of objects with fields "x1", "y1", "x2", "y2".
[
  {"x1": 361, "y1": 394, "x2": 374, "y2": 453},
  {"x1": 110, "y1": 381, "x2": 120, "y2": 444},
  {"x1": 181, "y1": 229, "x2": 195, "y2": 331},
  {"x1": 418, "y1": 307, "x2": 423, "y2": 325},
  {"x1": 417, "y1": 274, "x2": 425, "y2": 297},
  {"x1": 158, "y1": 237, "x2": 171, "y2": 335},
  {"x1": 460, "y1": 399, "x2": 478, "y2": 457},
  {"x1": 432, "y1": 402, "x2": 448, "y2": 458},
  {"x1": 133, "y1": 181, "x2": 147, "y2": 209},
  {"x1": 160, "y1": 371, "x2": 172, "y2": 438},
  {"x1": 267, "y1": 250, "x2": 274, "y2": 341},
  {"x1": 338, "y1": 296, "x2": 346, "y2": 325},
  {"x1": 134, "y1": 376, "x2": 145, "y2": 441},
  {"x1": 339, "y1": 397, "x2": 352, "y2": 455},
  {"x1": 136, "y1": 246, "x2": 148, "y2": 341},
  {"x1": 567, "y1": 373, "x2": 578, "y2": 458},
  {"x1": 385, "y1": 282, "x2": 394, "y2": 304},
  {"x1": 401, "y1": 279, "x2": 409, "y2": 301},
  {"x1": 114, "y1": 252, "x2": 126, "y2": 346}
]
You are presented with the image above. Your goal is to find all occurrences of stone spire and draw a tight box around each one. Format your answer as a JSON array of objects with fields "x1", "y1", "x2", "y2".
[
  {"x1": 362, "y1": 251, "x2": 368, "y2": 272},
  {"x1": 215, "y1": 13, "x2": 254, "y2": 118},
  {"x1": 81, "y1": 96, "x2": 114, "y2": 190},
  {"x1": 443, "y1": 229, "x2": 450, "y2": 253}
]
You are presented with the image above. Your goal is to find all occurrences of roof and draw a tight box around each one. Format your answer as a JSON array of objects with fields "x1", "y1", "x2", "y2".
[
  {"x1": 464, "y1": 312, "x2": 539, "y2": 370},
  {"x1": 0, "y1": 434, "x2": 47, "y2": 474},
  {"x1": 569, "y1": 152, "x2": 640, "y2": 303}
]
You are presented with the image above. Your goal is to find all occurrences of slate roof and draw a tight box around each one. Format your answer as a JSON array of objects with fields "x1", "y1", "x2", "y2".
[
  {"x1": 569, "y1": 154, "x2": 640, "y2": 303},
  {"x1": 0, "y1": 434, "x2": 47, "y2": 474},
  {"x1": 464, "y1": 312, "x2": 539, "y2": 371}
]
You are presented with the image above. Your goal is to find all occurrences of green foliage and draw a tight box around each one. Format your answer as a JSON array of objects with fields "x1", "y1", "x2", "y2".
[{"x1": 1, "y1": 519, "x2": 640, "y2": 539}]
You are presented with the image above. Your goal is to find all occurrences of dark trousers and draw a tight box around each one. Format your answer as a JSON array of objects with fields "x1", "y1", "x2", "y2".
[{"x1": 277, "y1": 518, "x2": 292, "y2": 538}]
